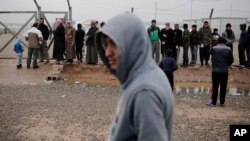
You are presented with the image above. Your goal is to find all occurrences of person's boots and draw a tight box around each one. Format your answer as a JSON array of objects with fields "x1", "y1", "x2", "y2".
[
  {"x1": 205, "y1": 62, "x2": 209, "y2": 67},
  {"x1": 17, "y1": 65, "x2": 21, "y2": 69},
  {"x1": 201, "y1": 62, "x2": 204, "y2": 67}
]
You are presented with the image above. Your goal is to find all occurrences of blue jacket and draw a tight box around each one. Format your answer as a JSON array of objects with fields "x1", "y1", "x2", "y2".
[
  {"x1": 159, "y1": 57, "x2": 178, "y2": 72},
  {"x1": 13, "y1": 40, "x2": 24, "y2": 53}
]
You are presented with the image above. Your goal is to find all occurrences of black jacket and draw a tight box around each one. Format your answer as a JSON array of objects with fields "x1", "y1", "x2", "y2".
[
  {"x1": 75, "y1": 29, "x2": 85, "y2": 46},
  {"x1": 190, "y1": 30, "x2": 200, "y2": 45},
  {"x1": 160, "y1": 28, "x2": 174, "y2": 48},
  {"x1": 38, "y1": 23, "x2": 49, "y2": 40},
  {"x1": 210, "y1": 44, "x2": 234, "y2": 73},
  {"x1": 173, "y1": 29, "x2": 182, "y2": 46}
]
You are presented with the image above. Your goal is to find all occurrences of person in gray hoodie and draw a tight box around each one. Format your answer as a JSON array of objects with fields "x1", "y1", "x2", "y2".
[{"x1": 95, "y1": 13, "x2": 174, "y2": 141}]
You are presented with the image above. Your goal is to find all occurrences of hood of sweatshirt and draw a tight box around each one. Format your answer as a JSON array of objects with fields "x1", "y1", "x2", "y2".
[{"x1": 95, "y1": 12, "x2": 156, "y2": 88}]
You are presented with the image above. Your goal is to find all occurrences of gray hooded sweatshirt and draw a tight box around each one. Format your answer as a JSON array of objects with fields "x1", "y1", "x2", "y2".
[{"x1": 95, "y1": 13, "x2": 174, "y2": 141}]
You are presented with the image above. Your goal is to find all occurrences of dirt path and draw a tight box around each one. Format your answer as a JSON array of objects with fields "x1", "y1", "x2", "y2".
[{"x1": 0, "y1": 59, "x2": 250, "y2": 141}]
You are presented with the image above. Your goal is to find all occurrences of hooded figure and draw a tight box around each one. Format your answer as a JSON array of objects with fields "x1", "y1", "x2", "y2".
[{"x1": 95, "y1": 13, "x2": 174, "y2": 141}]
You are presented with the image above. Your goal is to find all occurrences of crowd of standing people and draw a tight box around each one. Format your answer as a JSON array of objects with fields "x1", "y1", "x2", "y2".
[
  {"x1": 148, "y1": 20, "x2": 250, "y2": 68},
  {"x1": 14, "y1": 18, "x2": 104, "y2": 69}
]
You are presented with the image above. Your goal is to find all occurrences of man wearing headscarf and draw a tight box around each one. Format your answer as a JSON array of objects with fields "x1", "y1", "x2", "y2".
[
  {"x1": 95, "y1": 13, "x2": 174, "y2": 141},
  {"x1": 53, "y1": 19, "x2": 65, "y2": 64},
  {"x1": 86, "y1": 20, "x2": 98, "y2": 65},
  {"x1": 160, "y1": 23, "x2": 174, "y2": 57},
  {"x1": 65, "y1": 20, "x2": 76, "y2": 63}
]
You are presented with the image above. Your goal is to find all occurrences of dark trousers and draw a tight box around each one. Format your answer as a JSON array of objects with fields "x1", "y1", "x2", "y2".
[
  {"x1": 211, "y1": 72, "x2": 228, "y2": 105},
  {"x1": 172, "y1": 46, "x2": 177, "y2": 61},
  {"x1": 247, "y1": 47, "x2": 250, "y2": 66},
  {"x1": 165, "y1": 71, "x2": 174, "y2": 91},
  {"x1": 183, "y1": 47, "x2": 189, "y2": 65},
  {"x1": 76, "y1": 44, "x2": 83, "y2": 61},
  {"x1": 227, "y1": 44, "x2": 233, "y2": 53},
  {"x1": 27, "y1": 48, "x2": 39, "y2": 67},
  {"x1": 238, "y1": 44, "x2": 247, "y2": 65},
  {"x1": 200, "y1": 45, "x2": 210, "y2": 64}
]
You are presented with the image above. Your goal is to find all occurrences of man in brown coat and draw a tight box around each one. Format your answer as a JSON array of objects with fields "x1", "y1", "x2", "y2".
[
  {"x1": 65, "y1": 20, "x2": 76, "y2": 63},
  {"x1": 25, "y1": 23, "x2": 43, "y2": 69}
]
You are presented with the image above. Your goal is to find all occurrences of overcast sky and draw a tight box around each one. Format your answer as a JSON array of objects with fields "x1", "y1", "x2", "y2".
[{"x1": 0, "y1": 0, "x2": 250, "y2": 24}]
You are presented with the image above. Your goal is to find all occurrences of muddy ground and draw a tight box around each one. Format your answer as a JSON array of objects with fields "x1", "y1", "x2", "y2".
[{"x1": 0, "y1": 59, "x2": 250, "y2": 141}]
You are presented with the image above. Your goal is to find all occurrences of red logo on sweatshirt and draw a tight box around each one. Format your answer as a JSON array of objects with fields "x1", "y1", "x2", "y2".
[{"x1": 115, "y1": 116, "x2": 119, "y2": 123}]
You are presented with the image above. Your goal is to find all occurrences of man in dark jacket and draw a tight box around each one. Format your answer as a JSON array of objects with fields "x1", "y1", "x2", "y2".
[
  {"x1": 247, "y1": 26, "x2": 250, "y2": 67},
  {"x1": 95, "y1": 13, "x2": 174, "y2": 141},
  {"x1": 38, "y1": 18, "x2": 50, "y2": 64},
  {"x1": 222, "y1": 23, "x2": 235, "y2": 52},
  {"x1": 238, "y1": 24, "x2": 248, "y2": 66},
  {"x1": 160, "y1": 23, "x2": 174, "y2": 57},
  {"x1": 182, "y1": 24, "x2": 190, "y2": 67},
  {"x1": 206, "y1": 37, "x2": 234, "y2": 107},
  {"x1": 199, "y1": 21, "x2": 212, "y2": 66},
  {"x1": 173, "y1": 24, "x2": 183, "y2": 62},
  {"x1": 75, "y1": 24, "x2": 85, "y2": 62},
  {"x1": 190, "y1": 24, "x2": 200, "y2": 65}
]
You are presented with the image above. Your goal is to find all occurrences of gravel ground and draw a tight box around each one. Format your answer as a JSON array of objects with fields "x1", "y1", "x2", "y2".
[{"x1": 0, "y1": 82, "x2": 249, "y2": 141}]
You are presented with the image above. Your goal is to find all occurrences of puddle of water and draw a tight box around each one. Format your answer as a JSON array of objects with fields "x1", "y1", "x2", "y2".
[{"x1": 175, "y1": 86, "x2": 250, "y2": 96}]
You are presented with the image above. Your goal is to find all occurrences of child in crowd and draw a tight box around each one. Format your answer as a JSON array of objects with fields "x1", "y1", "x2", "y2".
[
  {"x1": 13, "y1": 39, "x2": 24, "y2": 69},
  {"x1": 159, "y1": 49, "x2": 178, "y2": 91}
]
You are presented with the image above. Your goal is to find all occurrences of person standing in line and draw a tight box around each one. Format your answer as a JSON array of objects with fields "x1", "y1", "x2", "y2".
[
  {"x1": 160, "y1": 23, "x2": 174, "y2": 58},
  {"x1": 65, "y1": 20, "x2": 76, "y2": 64},
  {"x1": 206, "y1": 37, "x2": 234, "y2": 107},
  {"x1": 95, "y1": 13, "x2": 174, "y2": 141},
  {"x1": 182, "y1": 24, "x2": 190, "y2": 67},
  {"x1": 199, "y1": 21, "x2": 212, "y2": 66},
  {"x1": 86, "y1": 20, "x2": 99, "y2": 65},
  {"x1": 212, "y1": 28, "x2": 220, "y2": 47},
  {"x1": 246, "y1": 26, "x2": 250, "y2": 68},
  {"x1": 38, "y1": 18, "x2": 50, "y2": 64},
  {"x1": 75, "y1": 23, "x2": 85, "y2": 62},
  {"x1": 25, "y1": 23, "x2": 43, "y2": 69},
  {"x1": 53, "y1": 19, "x2": 65, "y2": 64},
  {"x1": 222, "y1": 23, "x2": 235, "y2": 52},
  {"x1": 238, "y1": 24, "x2": 248, "y2": 66},
  {"x1": 148, "y1": 19, "x2": 161, "y2": 63},
  {"x1": 159, "y1": 49, "x2": 178, "y2": 91},
  {"x1": 13, "y1": 39, "x2": 24, "y2": 69},
  {"x1": 190, "y1": 24, "x2": 200, "y2": 66},
  {"x1": 173, "y1": 24, "x2": 183, "y2": 62}
]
